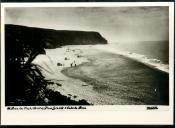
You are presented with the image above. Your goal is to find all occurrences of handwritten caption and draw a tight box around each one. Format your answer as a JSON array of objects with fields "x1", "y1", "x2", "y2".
[{"x1": 7, "y1": 106, "x2": 87, "y2": 110}]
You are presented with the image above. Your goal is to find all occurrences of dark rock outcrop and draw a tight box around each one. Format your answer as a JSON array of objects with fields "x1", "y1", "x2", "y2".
[
  {"x1": 5, "y1": 24, "x2": 108, "y2": 49},
  {"x1": 5, "y1": 24, "x2": 101, "y2": 106}
]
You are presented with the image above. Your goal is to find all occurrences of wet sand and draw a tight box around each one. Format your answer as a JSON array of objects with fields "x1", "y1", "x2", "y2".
[{"x1": 33, "y1": 45, "x2": 169, "y2": 105}]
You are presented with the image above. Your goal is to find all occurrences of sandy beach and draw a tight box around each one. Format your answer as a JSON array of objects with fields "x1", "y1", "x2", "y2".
[{"x1": 32, "y1": 45, "x2": 169, "y2": 105}]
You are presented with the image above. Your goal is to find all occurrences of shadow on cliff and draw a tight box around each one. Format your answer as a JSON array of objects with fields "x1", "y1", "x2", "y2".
[{"x1": 5, "y1": 24, "x2": 106, "y2": 105}]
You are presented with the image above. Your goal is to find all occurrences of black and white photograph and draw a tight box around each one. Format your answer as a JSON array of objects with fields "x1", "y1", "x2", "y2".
[
  {"x1": 4, "y1": 6, "x2": 170, "y2": 106},
  {"x1": 0, "y1": 2, "x2": 174, "y2": 125}
]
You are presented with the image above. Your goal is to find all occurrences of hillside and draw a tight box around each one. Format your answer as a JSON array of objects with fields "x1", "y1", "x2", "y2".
[
  {"x1": 5, "y1": 24, "x2": 108, "y2": 49},
  {"x1": 5, "y1": 24, "x2": 107, "y2": 105}
]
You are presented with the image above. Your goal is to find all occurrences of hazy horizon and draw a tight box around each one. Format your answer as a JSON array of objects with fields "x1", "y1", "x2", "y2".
[{"x1": 5, "y1": 7, "x2": 169, "y2": 43}]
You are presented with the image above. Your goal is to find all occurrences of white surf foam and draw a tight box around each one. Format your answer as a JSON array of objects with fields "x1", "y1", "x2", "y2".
[{"x1": 95, "y1": 45, "x2": 169, "y2": 73}]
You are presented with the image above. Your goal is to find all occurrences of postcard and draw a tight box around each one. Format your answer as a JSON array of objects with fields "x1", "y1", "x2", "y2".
[{"x1": 1, "y1": 2, "x2": 174, "y2": 125}]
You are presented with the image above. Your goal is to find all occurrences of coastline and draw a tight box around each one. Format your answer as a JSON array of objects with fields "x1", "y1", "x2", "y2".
[
  {"x1": 33, "y1": 45, "x2": 169, "y2": 105},
  {"x1": 33, "y1": 45, "x2": 102, "y2": 104},
  {"x1": 94, "y1": 44, "x2": 169, "y2": 73}
]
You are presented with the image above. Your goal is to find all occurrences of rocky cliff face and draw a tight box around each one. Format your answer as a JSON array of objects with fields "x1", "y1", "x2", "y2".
[
  {"x1": 5, "y1": 24, "x2": 105, "y2": 105},
  {"x1": 5, "y1": 24, "x2": 108, "y2": 49}
]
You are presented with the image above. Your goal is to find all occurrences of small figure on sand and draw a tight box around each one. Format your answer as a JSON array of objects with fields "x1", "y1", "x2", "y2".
[
  {"x1": 154, "y1": 88, "x2": 157, "y2": 92},
  {"x1": 57, "y1": 62, "x2": 62, "y2": 66},
  {"x1": 77, "y1": 55, "x2": 80, "y2": 58},
  {"x1": 66, "y1": 48, "x2": 70, "y2": 52},
  {"x1": 70, "y1": 61, "x2": 77, "y2": 67}
]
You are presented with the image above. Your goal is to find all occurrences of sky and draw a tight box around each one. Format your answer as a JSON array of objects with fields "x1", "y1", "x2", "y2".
[{"x1": 5, "y1": 7, "x2": 169, "y2": 42}]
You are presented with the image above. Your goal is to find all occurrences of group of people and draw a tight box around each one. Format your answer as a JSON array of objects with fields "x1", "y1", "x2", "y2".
[{"x1": 70, "y1": 60, "x2": 77, "y2": 67}]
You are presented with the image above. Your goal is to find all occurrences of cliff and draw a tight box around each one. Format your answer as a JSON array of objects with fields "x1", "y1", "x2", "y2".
[
  {"x1": 5, "y1": 24, "x2": 105, "y2": 105},
  {"x1": 5, "y1": 24, "x2": 108, "y2": 49}
]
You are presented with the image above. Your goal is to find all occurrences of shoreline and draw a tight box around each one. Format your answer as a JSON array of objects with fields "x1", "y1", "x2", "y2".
[
  {"x1": 107, "y1": 52, "x2": 169, "y2": 75},
  {"x1": 60, "y1": 46, "x2": 169, "y2": 105},
  {"x1": 33, "y1": 45, "x2": 169, "y2": 105},
  {"x1": 94, "y1": 45, "x2": 169, "y2": 74},
  {"x1": 33, "y1": 46, "x2": 97, "y2": 104}
]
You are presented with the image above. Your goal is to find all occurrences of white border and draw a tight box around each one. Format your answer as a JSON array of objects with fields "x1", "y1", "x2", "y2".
[{"x1": 1, "y1": 2, "x2": 174, "y2": 125}]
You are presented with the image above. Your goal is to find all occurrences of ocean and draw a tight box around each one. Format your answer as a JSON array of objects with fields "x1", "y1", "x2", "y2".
[
  {"x1": 62, "y1": 48, "x2": 169, "y2": 105},
  {"x1": 96, "y1": 41, "x2": 169, "y2": 73},
  {"x1": 109, "y1": 41, "x2": 169, "y2": 64},
  {"x1": 33, "y1": 42, "x2": 169, "y2": 105},
  {"x1": 61, "y1": 43, "x2": 169, "y2": 105}
]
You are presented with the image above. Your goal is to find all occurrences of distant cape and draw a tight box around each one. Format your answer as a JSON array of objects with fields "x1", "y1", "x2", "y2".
[{"x1": 5, "y1": 24, "x2": 108, "y2": 49}]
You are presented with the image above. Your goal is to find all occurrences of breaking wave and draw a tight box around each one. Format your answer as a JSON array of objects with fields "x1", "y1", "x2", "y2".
[{"x1": 95, "y1": 45, "x2": 169, "y2": 73}]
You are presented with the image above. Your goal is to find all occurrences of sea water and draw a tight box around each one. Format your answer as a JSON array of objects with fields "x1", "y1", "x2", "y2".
[
  {"x1": 96, "y1": 41, "x2": 169, "y2": 73},
  {"x1": 33, "y1": 43, "x2": 169, "y2": 105},
  {"x1": 111, "y1": 41, "x2": 169, "y2": 64}
]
